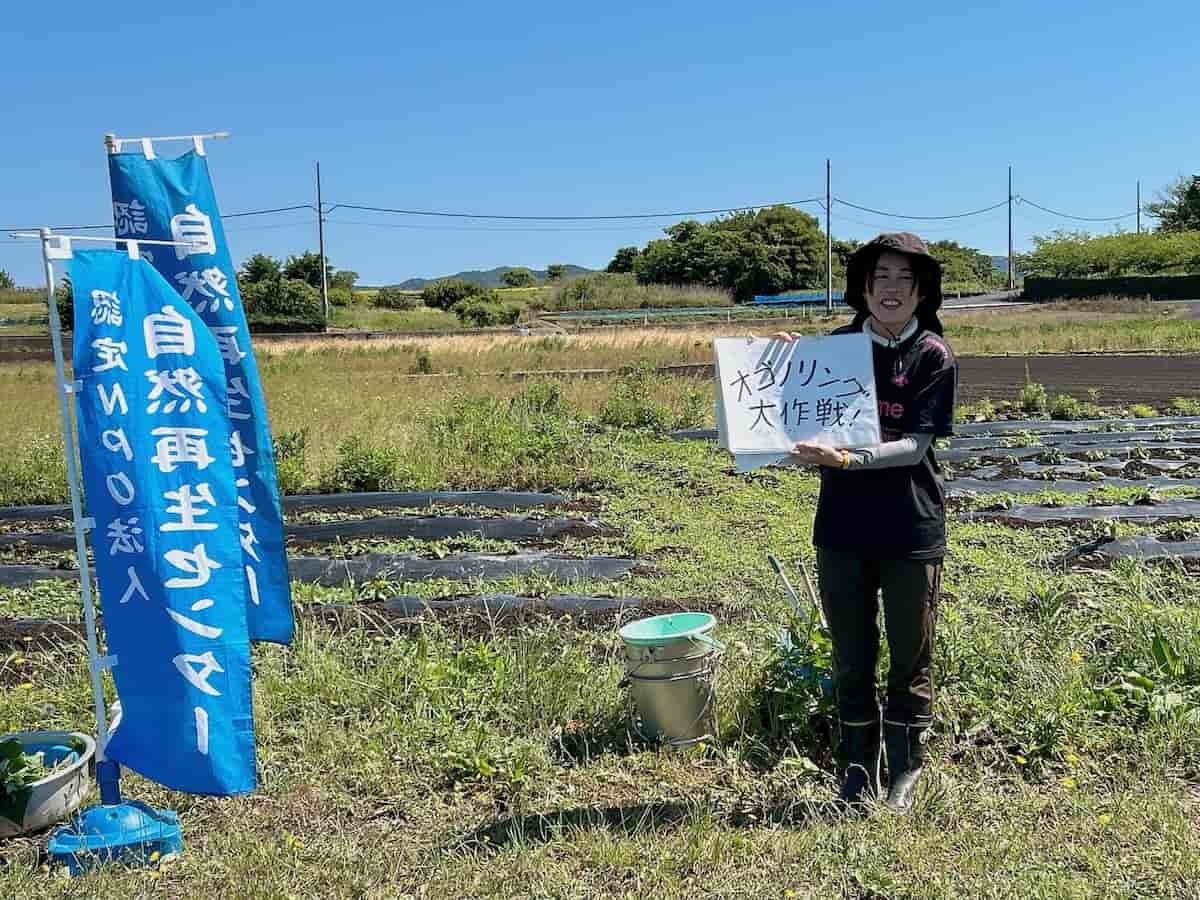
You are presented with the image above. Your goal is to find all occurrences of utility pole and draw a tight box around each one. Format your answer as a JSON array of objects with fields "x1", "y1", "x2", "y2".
[
  {"x1": 1137, "y1": 180, "x2": 1141, "y2": 234},
  {"x1": 826, "y1": 158, "x2": 833, "y2": 314},
  {"x1": 316, "y1": 161, "x2": 329, "y2": 325},
  {"x1": 1007, "y1": 165, "x2": 1014, "y2": 291}
]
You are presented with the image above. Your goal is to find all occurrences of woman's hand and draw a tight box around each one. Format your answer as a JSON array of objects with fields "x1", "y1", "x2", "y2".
[
  {"x1": 788, "y1": 441, "x2": 844, "y2": 468},
  {"x1": 771, "y1": 331, "x2": 802, "y2": 342}
]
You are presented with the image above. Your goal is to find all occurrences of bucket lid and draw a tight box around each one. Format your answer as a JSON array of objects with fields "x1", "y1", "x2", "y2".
[{"x1": 619, "y1": 612, "x2": 716, "y2": 647}]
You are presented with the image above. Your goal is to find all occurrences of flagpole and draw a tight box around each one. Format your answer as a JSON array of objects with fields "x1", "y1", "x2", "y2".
[
  {"x1": 15, "y1": 227, "x2": 211, "y2": 803},
  {"x1": 38, "y1": 229, "x2": 114, "y2": 789}
]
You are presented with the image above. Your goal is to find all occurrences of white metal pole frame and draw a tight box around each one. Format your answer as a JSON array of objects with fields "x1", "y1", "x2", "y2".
[
  {"x1": 37, "y1": 228, "x2": 112, "y2": 762},
  {"x1": 17, "y1": 229, "x2": 209, "y2": 768},
  {"x1": 104, "y1": 131, "x2": 230, "y2": 158}
]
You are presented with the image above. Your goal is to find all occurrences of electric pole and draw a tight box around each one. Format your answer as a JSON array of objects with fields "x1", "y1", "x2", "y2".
[
  {"x1": 316, "y1": 161, "x2": 329, "y2": 325},
  {"x1": 1007, "y1": 165, "x2": 1014, "y2": 291},
  {"x1": 826, "y1": 158, "x2": 833, "y2": 315}
]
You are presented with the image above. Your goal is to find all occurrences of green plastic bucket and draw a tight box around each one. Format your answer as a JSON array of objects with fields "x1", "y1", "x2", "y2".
[{"x1": 618, "y1": 613, "x2": 723, "y2": 746}]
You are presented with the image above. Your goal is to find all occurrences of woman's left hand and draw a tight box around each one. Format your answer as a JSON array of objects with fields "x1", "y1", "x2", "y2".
[{"x1": 788, "y1": 441, "x2": 844, "y2": 468}]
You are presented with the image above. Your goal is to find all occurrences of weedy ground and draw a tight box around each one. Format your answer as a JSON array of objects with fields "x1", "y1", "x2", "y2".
[{"x1": 0, "y1": 354, "x2": 1199, "y2": 897}]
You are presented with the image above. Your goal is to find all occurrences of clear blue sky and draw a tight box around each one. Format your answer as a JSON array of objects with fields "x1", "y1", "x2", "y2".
[{"x1": 2, "y1": 0, "x2": 1198, "y2": 286}]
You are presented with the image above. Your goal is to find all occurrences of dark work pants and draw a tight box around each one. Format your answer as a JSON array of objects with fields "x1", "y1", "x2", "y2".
[{"x1": 816, "y1": 547, "x2": 941, "y2": 726}]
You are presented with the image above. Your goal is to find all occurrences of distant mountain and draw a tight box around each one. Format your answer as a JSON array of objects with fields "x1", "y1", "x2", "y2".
[{"x1": 392, "y1": 264, "x2": 594, "y2": 291}]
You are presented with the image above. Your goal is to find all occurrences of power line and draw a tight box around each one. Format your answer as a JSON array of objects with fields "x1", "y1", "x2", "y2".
[
  {"x1": 223, "y1": 204, "x2": 313, "y2": 219},
  {"x1": 2, "y1": 203, "x2": 313, "y2": 234},
  {"x1": 832, "y1": 206, "x2": 1010, "y2": 237},
  {"x1": 833, "y1": 198, "x2": 1009, "y2": 220},
  {"x1": 1016, "y1": 197, "x2": 1137, "y2": 222},
  {"x1": 327, "y1": 217, "x2": 675, "y2": 234},
  {"x1": 327, "y1": 198, "x2": 823, "y2": 221}
]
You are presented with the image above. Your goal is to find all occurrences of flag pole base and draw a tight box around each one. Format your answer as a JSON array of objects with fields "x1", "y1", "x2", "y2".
[{"x1": 47, "y1": 763, "x2": 182, "y2": 875}]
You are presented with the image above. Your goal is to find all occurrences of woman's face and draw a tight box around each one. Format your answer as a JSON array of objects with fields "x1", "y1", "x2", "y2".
[{"x1": 865, "y1": 250, "x2": 921, "y2": 332}]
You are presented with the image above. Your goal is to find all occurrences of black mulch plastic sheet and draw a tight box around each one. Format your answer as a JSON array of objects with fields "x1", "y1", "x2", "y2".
[
  {"x1": 1090, "y1": 536, "x2": 1200, "y2": 563},
  {"x1": 949, "y1": 430, "x2": 1200, "y2": 452},
  {"x1": 286, "y1": 552, "x2": 647, "y2": 587},
  {"x1": 966, "y1": 499, "x2": 1200, "y2": 526},
  {"x1": 954, "y1": 416, "x2": 1200, "y2": 436},
  {"x1": 0, "y1": 553, "x2": 649, "y2": 590},
  {"x1": 948, "y1": 477, "x2": 1200, "y2": 497},
  {"x1": 0, "y1": 491, "x2": 574, "y2": 522},
  {"x1": 0, "y1": 515, "x2": 615, "y2": 550}
]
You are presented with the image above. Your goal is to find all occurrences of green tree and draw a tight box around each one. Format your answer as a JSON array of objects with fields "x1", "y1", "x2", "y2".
[
  {"x1": 421, "y1": 278, "x2": 484, "y2": 311},
  {"x1": 1147, "y1": 176, "x2": 1200, "y2": 233},
  {"x1": 452, "y1": 292, "x2": 522, "y2": 327},
  {"x1": 501, "y1": 267, "x2": 537, "y2": 288},
  {"x1": 330, "y1": 269, "x2": 358, "y2": 291},
  {"x1": 373, "y1": 286, "x2": 422, "y2": 310},
  {"x1": 0, "y1": 270, "x2": 14, "y2": 291},
  {"x1": 283, "y1": 251, "x2": 332, "y2": 290},
  {"x1": 928, "y1": 240, "x2": 1005, "y2": 289},
  {"x1": 631, "y1": 205, "x2": 826, "y2": 302},
  {"x1": 55, "y1": 274, "x2": 73, "y2": 328},
  {"x1": 606, "y1": 246, "x2": 640, "y2": 273},
  {"x1": 545, "y1": 264, "x2": 567, "y2": 282},
  {"x1": 1016, "y1": 229, "x2": 1200, "y2": 278},
  {"x1": 239, "y1": 253, "x2": 282, "y2": 286}
]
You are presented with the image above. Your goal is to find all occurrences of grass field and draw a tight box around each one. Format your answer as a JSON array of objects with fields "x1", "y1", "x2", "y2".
[
  {"x1": 1, "y1": 321, "x2": 1200, "y2": 896},
  {"x1": 268, "y1": 300, "x2": 1200, "y2": 380}
]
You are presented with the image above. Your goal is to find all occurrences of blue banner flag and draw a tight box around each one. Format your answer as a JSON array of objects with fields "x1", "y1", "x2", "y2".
[
  {"x1": 71, "y1": 248, "x2": 256, "y2": 795},
  {"x1": 108, "y1": 146, "x2": 293, "y2": 645}
]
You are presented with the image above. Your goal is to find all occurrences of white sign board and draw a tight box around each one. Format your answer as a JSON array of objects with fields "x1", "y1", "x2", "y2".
[{"x1": 714, "y1": 333, "x2": 881, "y2": 470}]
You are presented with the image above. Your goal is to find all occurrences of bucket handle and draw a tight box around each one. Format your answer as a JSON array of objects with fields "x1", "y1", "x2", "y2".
[{"x1": 689, "y1": 632, "x2": 725, "y2": 653}]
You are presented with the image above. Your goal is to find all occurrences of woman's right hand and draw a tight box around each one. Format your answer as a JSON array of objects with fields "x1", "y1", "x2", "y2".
[{"x1": 771, "y1": 331, "x2": 801, "y2": 342}]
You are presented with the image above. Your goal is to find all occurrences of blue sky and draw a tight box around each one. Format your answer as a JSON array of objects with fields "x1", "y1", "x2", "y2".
[{"x1": 2, "y1": 1, "x2": 1198, "y2": 286}]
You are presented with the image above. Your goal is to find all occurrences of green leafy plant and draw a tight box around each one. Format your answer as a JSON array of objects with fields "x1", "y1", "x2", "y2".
[
  {"x1": 373, "y1": 286, "x2": 423, "y2": 310},
  {"x1": 0, "y1": 738, "x2": 81, "y2": 826},
  {"x1": 1019, "y1": 378, "x2": 1048, "y2": 414},
  {"x1": 273, "y1": 428, "x2": 309, "y2": 495}
]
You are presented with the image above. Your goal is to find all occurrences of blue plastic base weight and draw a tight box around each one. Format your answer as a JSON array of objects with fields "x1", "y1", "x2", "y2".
[{"x1": 47, "y1": 801, "x2": 183, "y2": 876}]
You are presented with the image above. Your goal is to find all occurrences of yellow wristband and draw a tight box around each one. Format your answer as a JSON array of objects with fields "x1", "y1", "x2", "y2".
[{"x1": 840, "y1": 450, "x2": 851, "y2": 470}]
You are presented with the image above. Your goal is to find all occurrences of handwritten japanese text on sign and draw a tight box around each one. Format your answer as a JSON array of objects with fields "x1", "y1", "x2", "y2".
[{"x1": 714, "y1": 333, "x2": 881, "y2": 455}]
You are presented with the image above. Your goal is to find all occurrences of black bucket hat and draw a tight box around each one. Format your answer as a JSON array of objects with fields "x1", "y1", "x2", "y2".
[{"x1": 844, "y1": 232, "x2": 944, "y2": 335}]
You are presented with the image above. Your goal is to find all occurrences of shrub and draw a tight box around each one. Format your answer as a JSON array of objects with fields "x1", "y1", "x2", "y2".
[
  {"x1": 320, "y1": 436, "x2": 409, "y2": 492},
  {"x1": 373, "y1": 286, "x2": 423, "y2": 310},
  {"x1": 1168, "y1": 397, "x2": 1200, "y2": 416},
  {"x1": 1128, "y1": 403, "x2": 1158, "y2": 418},
  {"x1": 241, "y1": 278, "x2": 322, "y2": 318},
  {"x1": 597, "y1": 363, "x2": 704, "y2": 431},
  {"x1": 55, "y1": 278, "x2": 73, "y2": 329},
  {"x1": 541, "y1": 272, "x2": 731, "y2": 311},
  {"x1": 421, "y1": 279, "x2": 484, "y2": 311},
  {"x1": 452, "y1": 294, "x2": 522, "y2": 327},
  {"x1": 239, "y1": 278, "x2": 324, "y2": 331},
  {"x1": 1019, "y1": 379, "x2": 1048, "y2": 414},
  {"x1": 1049, "y1": 394, "x2": 1104, "y2": 421},
  {"x1": 501, "y1": 267, "x2": 537, "y2": 288},
  {"x1": 329, "y1": 287, "x2": 354, "y2": 307},
  {"x1": 273, "y1": 428, "x2": 309, "y2": 495}
]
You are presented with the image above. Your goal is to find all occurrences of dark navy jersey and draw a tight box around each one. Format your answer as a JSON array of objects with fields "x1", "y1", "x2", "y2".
[{"x1": 813, "y1": 322, "x2": 957, "y2": 560}]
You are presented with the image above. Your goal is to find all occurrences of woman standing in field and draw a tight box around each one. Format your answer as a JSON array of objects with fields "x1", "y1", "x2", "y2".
[{"x1": 777, "y1": 232, "x2": 957, "y2": 813}]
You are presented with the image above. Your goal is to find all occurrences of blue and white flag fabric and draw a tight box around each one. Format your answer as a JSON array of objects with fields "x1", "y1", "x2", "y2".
[
  {"x1": 72, "y1": 248, "x2": 256, "y2": 795},
  {"x1": 108, "y1": 145, "x2": 293, "y2": 645}
]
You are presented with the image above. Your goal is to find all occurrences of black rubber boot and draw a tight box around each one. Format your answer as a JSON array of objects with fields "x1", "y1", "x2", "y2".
[
  {"x1": 883, "y1": 720, "x2": 929, "y2": 814},
  {"x1": 836, "y1": 719, "x2": 881, "y2": 808}
]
